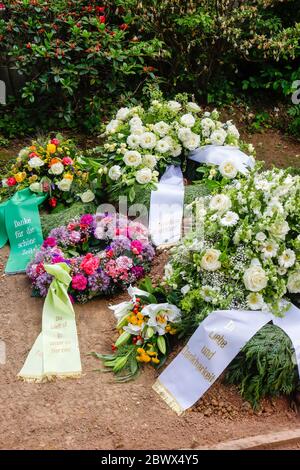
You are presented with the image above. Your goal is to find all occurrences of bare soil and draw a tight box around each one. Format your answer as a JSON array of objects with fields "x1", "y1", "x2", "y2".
[{"x1": 0, "y1": 129, "x2": 300, "y2": 450}]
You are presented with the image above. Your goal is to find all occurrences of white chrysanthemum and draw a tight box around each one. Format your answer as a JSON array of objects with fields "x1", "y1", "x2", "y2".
[
  {"x1": 127, "y1": 134, "x2": 140, "y2": 149},
  {"x1": 209, "y1": 128, "x2": 227, "y2": 145},
  {"x1": 136, "y1": 168, "x2": 152, "y2": 184},
  {"x1": 278, "y1": 249, "x2": 296, "y2": 269},
  {"x1": 80, "y1": 190, "x2": 95, "y2": 203},
  {"x1": 180, "y1": 113, "x2": 196, "y2": 128},
  {"x1": 57, "y1": 178, "x2": 72, "y2": 192},
  {"x1": 246, "y1": 293, "x2": 265, "y2": 310},
  {"x1": 108, "y1": 165, "x2": 122, "y2": 181},
  {"x1": 139, "y1": 132, "x2": 157, "y2": 149},
  {"x1": 220, "y1": 211, "x2": 239, "y2": 227},
  {"x1": 178, "y1": 127, "x2": 192, "y2": 142},
  {"x1": 243, "y1": 265, "x2": 268, "y2": 292},
  {"x1": 209, "y1": 194, "x2": 232, "y2": 213},
  {"x1": 287, "y1": 271, "x2": 300, "y2": 293},
  {"x1": 123, "y1": 150, "x2": 142, "y2": 167},
  {"x1": 116, "y1": 107, "x2": 131, "y2": 121},
  {"x1": 260, "y1": 240, "x2": 279, "y2": 258},
  {"x1": 153, "y1": 121, "x2": 171, "y2": 137},
  {"x1": 167, "y1": 100, "x2": 182, "y2": 112},
  {"x1": 183, "y1": 132, "x2": 200, "y2": 151},
  {"x1": 106, "y1": 119, "x2": 120, "y2": 134},
  {"x1": 156, "y1": 139, "x2": 171, "y2": 154},
  {"x1": 187, "y1": 102, "x2": 201, "y2": 113},
  {"x1": 142, "y1": 154, "x2": 157, "y2": 169},
  {"x1": 28, "y1": 157, "x2": 45, "y2": 169},
  {"x1": 219, "y1": 159, "x2": 238, "y2": 179},
  {"x1": 200, "y1": 249, "x2": 221, "y2": 272},
  {"x1": 129, "y1": 116, "x2": 143, "y2": 127},
  {"x1": 226, "y1": 124, "x2": 240, "y2": 139},
  {"x1": 49, "y1": 162, "x2": 64, "y2": 175}
]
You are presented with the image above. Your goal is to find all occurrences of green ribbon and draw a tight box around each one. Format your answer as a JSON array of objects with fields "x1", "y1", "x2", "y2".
[
  {"x1": 18, "y1": 263, "x2": 82, "y2": 382},
  {"x1": 0, "y1": 189, "x2": 46, "y2": 273}
]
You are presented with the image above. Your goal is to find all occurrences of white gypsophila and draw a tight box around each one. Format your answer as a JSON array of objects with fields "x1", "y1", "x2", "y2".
[
  {"x1": 153, "y1": 121, "x2": 171, "y2": 137},
  {"x1": 135, "y1": 168, "x2": 152, "y2": 184},
  {"x1": 187, "y1": 102, "x2": 201, "y2": 113},
  {"x1": 127, "y1": 134, "x2": 140, "y2": 149},
  {"x1": 220, "y1": 211, "x2": 239, "y2": 227},
  {"x1": 209, "y1": 194, "x2": 232, "y2": 213},
  {"x1": 178, "y1": 127, "x2": 192, "y2": 142},
  {"x1": 28, "y1": 157, "x2": 45, "y2": 169},
  {"x1": 180, "y1": 113, "x2": 196, "y2": 128},
  {"x1": 129, "y1": 116, "x2": 143, "y2": 127},
  {"x1": 18, "y1": 147, "x2": 30, "y2": 159},
  {"x1": 243, "y1": 265, "x2": 268, "y2": 292},
  {"x1": 269, "y1": 220, "x2": 290, "y2": 240},
  {"x1": 183, "y1": 132, "x2": 200, "y2": 151},
  {"x1": 49, "y1": 162, "x2": 64, "y2": 175},
  {"x1": 260, "y1": 240, "x2": 279, "y2": 259},
  {"x1": 209, "y1": 128, "x2": 227, "y2": 145},
  {"x1": 287, "y1": 271, "x2": 300, "y2": 293},
  {"x1": 106, "y1": 119, "x2": 120, "y2": 134},
  {"x1": 219, "y1": 159, "x2": 238, "y2": 179},
  {"x1": 200, "y1": 249, "x2": 221, "y2": 272},
  {"x1": 116, "y1": 107, "x2": 131, "y2": 121},
  {"x1": 142, "y1": 154, "x2": 157, "y2": 169},
  {"x1": 181, "y1": 284, "x2": 191, "y2": 295},
  {"x1": 255, "y1": 232, "x2": 267, "y2": 242},
  {"x1": 29, "y1": 182, "x2": 42, "y2": 193},
  {"x1": 246, "y1": 293, "x2": 265, "y2": 311},
  {"x1": 167, "y1": 100, "x2": 182, "y2": 112},
  {"x1": 201, "y1": 118, "x2": 215, "y2": 137},
  {"x1": 278, "y1": 249, "x2": 296, "y2": 269},
  {"x1": 80, "y1": 190, "x2": 95, "y2": 203},
  {"x1": 226, "y1": 124, "x2": 240, "y2": 139},
  {"x1": 123, "y1": 150, "x2": 142, "y2": 167},
  {"x1": 171, "y1": 144, "x2": 183, "y2": 157},
  {"x1": 108, "y1": 165, "x2": 122, "y2": 181},
  {"x1": 57, "y1": 178, "x2": 72, "y2": 192},
  {"x1": 156, "y1": 139, "x2": 171, "y2": 154},
  {"x1": 139, "y1": 132, "x2": 157, "y2": 150}
]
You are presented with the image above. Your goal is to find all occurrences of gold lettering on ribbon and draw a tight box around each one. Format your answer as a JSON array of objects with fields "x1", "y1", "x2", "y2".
[{"x1": 182, "y1": 346, "x2": 216, "y2": 383}]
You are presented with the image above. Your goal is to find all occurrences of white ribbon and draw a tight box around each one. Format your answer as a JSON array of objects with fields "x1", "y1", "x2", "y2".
[
  {"x1": 149, "y1": 165, "x2": 184, "y2": 247},
  {"x1": 189, "y1": 145, "x2": 255, "y2": 175},
  {"x1": 153, "y1": 304, "x2": 300, "y2": 415}
]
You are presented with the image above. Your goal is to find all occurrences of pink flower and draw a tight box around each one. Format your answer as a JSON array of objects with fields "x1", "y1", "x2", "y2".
[
  {"x1": 43, "y1": 237, "x2": 57, "y2": 248},
  {"x1": 62, "y1": 157, "x2": 73, "y2": 166},
  {"x1": 80, "y1": 253, "x2": 100, "y2": 275},
  {"x1": 69, "y1": 231, "x2": 81, "y2": 243},
  {"x1": 51, "y1": 138, "x2": 60, "y2": 146},
  {"x1": 131, "y1": 240, "x2": 143, "y2": 254},
  {"x1": 116, "y1": 256, "x2": 133, "y2": 270},
  {"x1": 7, "y1": 177, "x2": 17, "y2": 187},
  {"x1": 72, "y1": 274, "x2": 87, "y2": 291},
  {"x1": 80, "y1": 214, "x2": 93, "y2": 225}
]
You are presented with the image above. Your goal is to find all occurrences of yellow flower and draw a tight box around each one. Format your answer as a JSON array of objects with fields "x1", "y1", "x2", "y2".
[
  {"x1": 47, "y1": 143, "x2": 56, "y2": 154},
  {"x1": 152, "y1": 357, "x2": 160, "y2": 364},
  {"x1": 136, "y1": 312, "x2": 144, "y2": 321},
  {"x1": 165, "y1": 325, "x2": 171, "y2": 332},
  {"x1": 15, "y1": 172, "x2": 26, "y2": 183},
  {"x1": 137, "y1": 348, "x2": 145, "y2": 355},
  {"x1": 29, "y1": 175, "x2": 38, "y2": 183},
  {"x1": 147, "y1": 351, "x2": 157, "y2": 357},
  {"x1": 64, "y1": 173, "x2": 74, "y2": 181}
]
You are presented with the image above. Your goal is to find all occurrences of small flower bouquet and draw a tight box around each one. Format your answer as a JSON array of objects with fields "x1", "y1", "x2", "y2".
[
  {"x1": 26, "y1": 213, "x2": 155, "y2": 303},
  {"x1": 92, "y1": 93, "x2": 255, "y2": 202},
  {"x1": 93, "y1": 285, "x2": 181, "y2": 381},
  {"x1": 164, "y1": 167, "x2": 300, "y2": 331},
  {"x1": 0, "y1": 135, "x2": 95, "y2": 209}
]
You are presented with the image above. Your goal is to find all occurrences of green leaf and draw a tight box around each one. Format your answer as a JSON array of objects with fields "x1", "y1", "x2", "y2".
[{"x1": 157, "y1": 336, "x2": 166, "y2": 355}]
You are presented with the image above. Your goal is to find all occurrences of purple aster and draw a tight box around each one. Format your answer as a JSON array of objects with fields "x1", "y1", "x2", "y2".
[
  {"x1": 87, "y1": 268, "x2": 111, "y2": 293},
  {"x1": 141, "y1": 244, "x2": 155, "y2": 261},
  {"x1": 131, "y1": 266, "x2": 145, "y2": 280}
]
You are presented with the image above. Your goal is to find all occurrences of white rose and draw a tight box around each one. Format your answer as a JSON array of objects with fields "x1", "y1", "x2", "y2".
[
  {"x1": 136, "y1": 168, "x2": 152, "y2": 184},
  {"x1": 287, "y1": 271, "x2": 300, "y2": 293},
  {"x1": 167, "y1": 100, "x2": 182, "y2": 112},
  {"x1": 278, "y1": 249, "x2": 296, "y2": 269},
  {"x1": 106, "y1": 119, "x2": 120, "y2": 134},
  {"x1": 255, "y1": 232, "x2": 266, "y2": 242},
  {"x1": 219, "y1": 160, "x2": 238, "y2": 179},
  {"x1": 156, "y1": 139, "x2": 170, "y2": 154},
  {"x1": 130, "y1": 126, "x2": 144, "y2": 135},
  {"x1": 171, "y1": 144, "x2": 182, "y2": 157},
  {"x1": 127, "y1": 134, "x2": 140, "y2": 149},
  {"x1": 153, "y1": 121, "x2": 170, "y2": 137},
  {"x1": 142, "y1": 154, "x2": 157, "y2": 169},
  {"x1": 57, "y1": 178, "x2": 72, "y2": 192},
  {"x1": 80, "y1": 190, "x2": 95, "y2": 203},
  {"x1": 187, "y1": 102, "x2": 201, "y2": 113},
  {"x1": 246, "y1": 293, "x2": 265, "y2": 310},
  {"x1": 243, "y1": 265, "x2": 268, "y2": 292},
  {"x1": 29, "y1": 182, "x2": 42, "y2": 193},
  {"x1": 116, "y1": 107, "x2": 130, "y2": 121},
  {"x1": 139, "y1": 132, "x2": 157, "y2": 149},
  {"x1": 28, "y1": 157, "x2": 45, "y2": 169},
  {"x1": 209, "y1": 194, "x2": 231, "y2": 213},
  {"x1": 108, "y1": 165, "x2": 122, "y2": 181},
  {"x1": 178, "y1": 127, "x2": 192, "y2": 142},
  {"x1": 49, "y1": 162, "x2": 64, "y2": 175},
  {"x1": 129, "y1": 116, "x2": 143, "y2": 127},
  {"x1": 209, "y1": 129, "x2": 227, "y2": 145},
  {"x1": 180, "y1": 113, "x2": 196, "y2": 128},
  {"x1": 123, "y1": 150, "x2": 142, "y2": 167},
  {"x1": 200, "y1": 249, "x2": 221, "y2": 272},
  {"x1": 269, "y1": 220, "x2": 290, "y2": 239},
  {"x1": 226, "y1": 124, "x2": 240, "y2": 139},
  {"x1": 183, "y1": 132, "x2": 200, "y2": 151}
]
